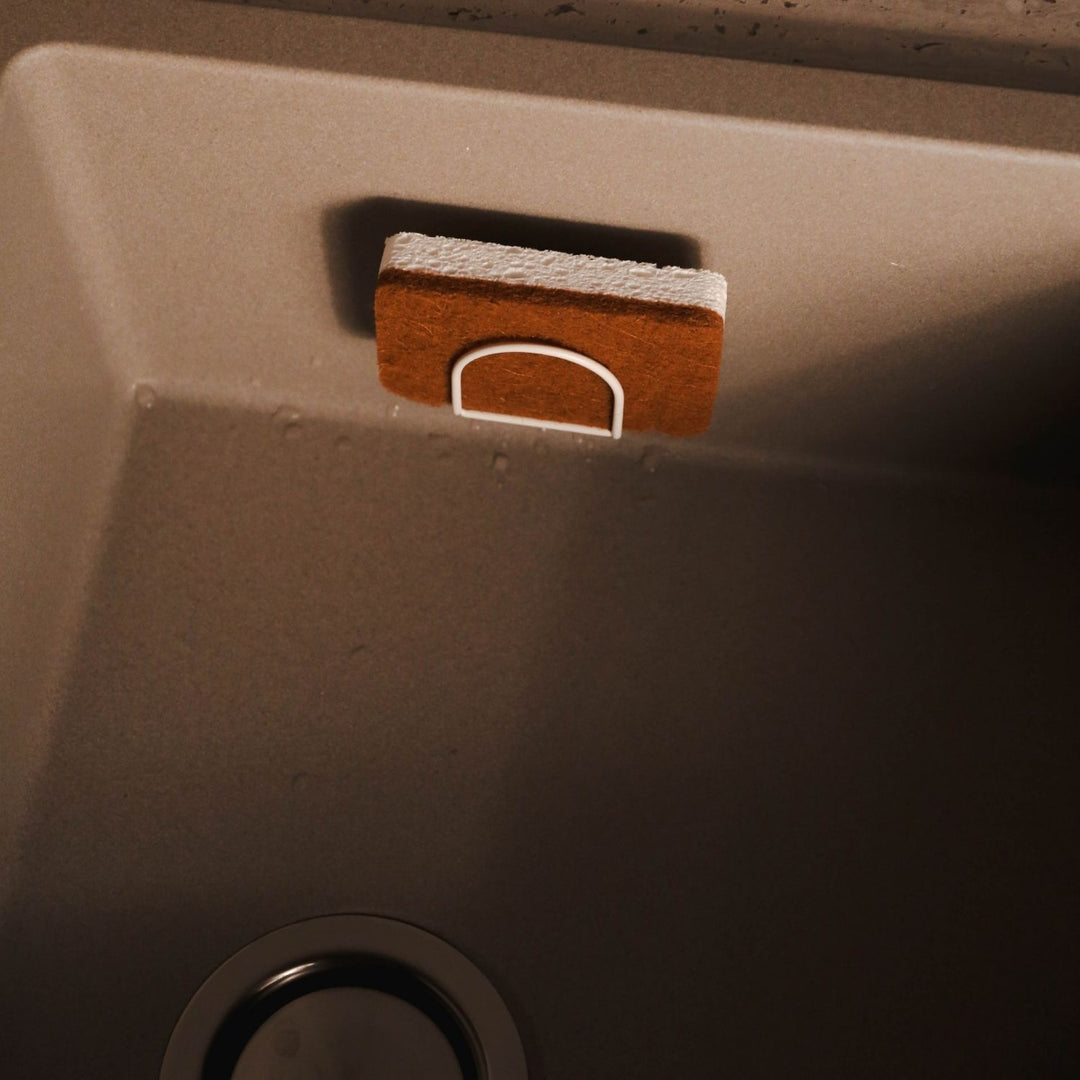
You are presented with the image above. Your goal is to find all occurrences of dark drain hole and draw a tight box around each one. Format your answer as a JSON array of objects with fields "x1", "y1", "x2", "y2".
[{"x1": 200, "y1": 954, "x2": 482, "y2": 1079}]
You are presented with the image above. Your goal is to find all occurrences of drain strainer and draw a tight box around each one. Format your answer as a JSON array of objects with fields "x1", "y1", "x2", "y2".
[{"x1": 160, "y1": 915, "x2": 527, "y2": 1079}]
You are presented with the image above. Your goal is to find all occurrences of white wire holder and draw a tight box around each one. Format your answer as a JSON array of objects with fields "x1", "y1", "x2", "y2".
[{"x1": 450, "y1": 340, "x2": 624, "y2": 440}]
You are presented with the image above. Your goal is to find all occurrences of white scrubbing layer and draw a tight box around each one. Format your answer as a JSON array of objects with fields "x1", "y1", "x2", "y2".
[{"x1": 379, "y1": 232, "x2": 727, "y2": 317}]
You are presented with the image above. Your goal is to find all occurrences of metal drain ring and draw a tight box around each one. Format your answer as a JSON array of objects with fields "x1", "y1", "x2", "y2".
[
  {"x1": 201, "y1": 954, "x2": 480, "y2": 1078},
  {"x1": 160, "y1": 915, "x2": 528, "y2": 1080}
]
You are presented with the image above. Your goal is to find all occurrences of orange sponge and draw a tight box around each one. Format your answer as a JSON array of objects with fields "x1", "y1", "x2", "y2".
[{"x1": 374, "y1": 232, "x2": 726, "y2": 437}]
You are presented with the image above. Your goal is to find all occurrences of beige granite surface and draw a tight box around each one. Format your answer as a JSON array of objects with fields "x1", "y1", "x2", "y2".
[
  {"x1": 234, "y1": 0, "x2": 1080, "y2": 93},
  {"x1": 0, "y1": 0, "x2": 1077, "y2": 94},
  {"x1": 2, "y1": 0, "x2": 1078, "y2": 158},
  {"x1": 2, "y1": 8, "x2": 1078, "y2": 1079}
]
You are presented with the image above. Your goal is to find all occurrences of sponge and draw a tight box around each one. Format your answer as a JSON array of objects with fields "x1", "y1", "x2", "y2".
[{"x1": 374, "y1": 232, "x2": 726, "y2": 437}]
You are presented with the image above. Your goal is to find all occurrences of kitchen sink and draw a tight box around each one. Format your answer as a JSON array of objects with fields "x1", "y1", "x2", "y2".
[{"x1": 1, "y1": 42, "x2": 1078, "y2": 1077}]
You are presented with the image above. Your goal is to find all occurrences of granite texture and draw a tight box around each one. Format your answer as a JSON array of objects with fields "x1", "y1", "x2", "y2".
[
  {"x1": 2, "y1": 0, "x2": 1078, "y2": 142},
  {"x1": 1, "y1": 18, "x2": 1078, "y2": 1080},
  {"x1": 230, "y1": 0, "x2": 1080, "y2": 92}
]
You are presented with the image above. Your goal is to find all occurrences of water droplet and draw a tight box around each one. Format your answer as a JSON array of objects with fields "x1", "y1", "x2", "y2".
[
  {"x1": 274, "y1": 405, "x2": 302, "y2": 424},
  {"x1": 134, "y1": 384, "x2": 156, "y2": 409},
  {"x1": 273, "y1": 406, "x2": 303, "y2": 440},
  {"x1": 492, "y1": 452, "x2": 509, "y2": 474},
  {"x1": 640, "y1": 447, "x2": 664, "y2": 473},
  {"x1": 392, "y1": 404, "x2": 400, "y2": 418},
  {"x1": 335, "y1": 435, "x2": 352, "y2": 452}
]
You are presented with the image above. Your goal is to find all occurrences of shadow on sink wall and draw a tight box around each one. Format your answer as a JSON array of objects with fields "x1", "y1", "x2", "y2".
[
  {"x1": 321, "y1": 197, "x2": 702, "y2": 338},
  {"x1": 712, "y1": 274, "x2": 1080, "y2": 485},
  {"x1": 4, "y1": 395, "x2": 1077, "y2": 1079},
  {"x1": 456, "y1": 455, "x2": 1080, "y2": 1078}
]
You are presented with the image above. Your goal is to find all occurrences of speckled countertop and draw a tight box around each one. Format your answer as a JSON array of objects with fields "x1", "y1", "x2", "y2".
[
  {"x1": 0, "y1": 0, "x2": 1076, "y2": 92},
  {"x1": 237, "y1": 0, "x2": 1080, "y2": 93}
]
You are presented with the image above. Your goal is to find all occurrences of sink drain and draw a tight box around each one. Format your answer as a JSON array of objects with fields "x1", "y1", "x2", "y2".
[{"x1": 160, "y1": 915, "x2": 527, "y2": 1080}]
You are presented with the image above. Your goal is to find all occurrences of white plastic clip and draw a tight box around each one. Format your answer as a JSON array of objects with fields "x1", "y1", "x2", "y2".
[{"x1": 451, "y1": 340, "x2": 624, "y2": 440}]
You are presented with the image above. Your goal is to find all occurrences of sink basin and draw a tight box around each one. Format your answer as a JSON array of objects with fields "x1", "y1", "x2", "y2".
[{"x1": 1, "y1": 42, "x2": 1078, "y2": 1078}]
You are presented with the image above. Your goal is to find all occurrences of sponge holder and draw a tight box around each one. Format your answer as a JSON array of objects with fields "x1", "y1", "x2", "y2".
[{"x1": 451, "y1": 341, "x2": 624, "y2": 439}]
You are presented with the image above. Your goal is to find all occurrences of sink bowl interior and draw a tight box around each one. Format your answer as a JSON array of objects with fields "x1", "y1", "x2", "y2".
[{"x1": 1, "y1": 43, "x2": 1078, "y2": 1077}]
